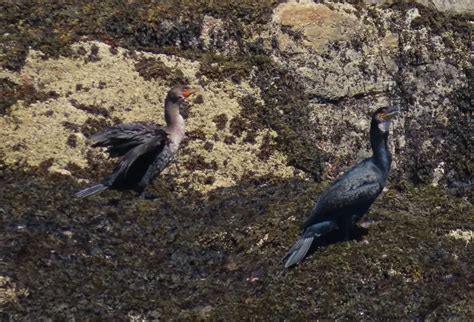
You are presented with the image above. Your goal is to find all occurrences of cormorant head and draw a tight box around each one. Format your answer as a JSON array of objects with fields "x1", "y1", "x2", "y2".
[
  {"x1": 166, "y1": 84, "x2": 200, "y2": 104},
  {"x1": 372, "y1": 106, "x2": 399, "y2": 133}
]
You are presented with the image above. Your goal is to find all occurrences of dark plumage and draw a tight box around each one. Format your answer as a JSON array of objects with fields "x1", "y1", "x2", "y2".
[
  {"x1": 75, "y1": 84, "x2": 200, "y2": 198},
  {"x1": 284, "y1": 106, "x2": 399, "y2": 268}
]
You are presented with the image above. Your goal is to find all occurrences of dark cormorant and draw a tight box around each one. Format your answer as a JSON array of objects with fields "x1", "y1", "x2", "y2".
[
  {"x1": 75, "y1": 84, "x2": 200, "y2": 198},
  {"x1": 284, "y1": 106, "x2": 399, "y2": 268}
]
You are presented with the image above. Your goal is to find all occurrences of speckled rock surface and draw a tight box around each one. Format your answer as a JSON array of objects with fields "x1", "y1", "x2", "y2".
[
  {"x1": 0, "y1": 42, "x2": 298, "y2": 193},
  {"x1": 269, "y1": 1, "x2": 472, "y2": 193},
  {"x1": 0, "y1": 0, "x2": 472, "y2": 320},
  {"x1": 364, "y1": 0, "x2": 474, "y2": 15}
]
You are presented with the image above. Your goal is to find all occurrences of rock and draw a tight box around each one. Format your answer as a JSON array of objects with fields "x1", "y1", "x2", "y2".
[
  {"x1": 273, "y1": 1, "x2": 362, "y2": 53},
  {"x1": 0, "y1": 41, "x2": 299, "y2": 193},
  {"x1": 363, "y1": 0, "x2": 474, "y2": 15},
  {"x1": 0, "y1": 1, "x2": 471, "y2": 194},
  {"x1": 268, "y1": 1, "x2": 471, "y2": 193},
  {"x1": 0, "y1": 2, "x2": 472, "y2": 318}
]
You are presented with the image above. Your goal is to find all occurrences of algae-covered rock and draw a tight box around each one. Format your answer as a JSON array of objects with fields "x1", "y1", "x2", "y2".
[
  {"x1": 364, "y1": 0, "x2": 474, "y2": 15},
  {"x1": 269, "y1": 2, "x2": 472, "y2": 193},
  {"x1": 0, "y1": 0, "x2": 472, "y2": 320},
  {"x1": 0, "y1": 41, "x2": 300, "y2": 193},
  {"x1": 1, "y1": 0, "x2": 471, "y2": 192}
]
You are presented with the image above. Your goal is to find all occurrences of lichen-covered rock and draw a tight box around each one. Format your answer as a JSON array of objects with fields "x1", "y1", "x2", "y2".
[
  {"x1": 0, "y1": 41, "x2": 300, "y2": 193},
  {"x1": 0, "y1": 0, "x2": 472, "y2": 320},
  {"x1": 364, "y1": 0, "x2": 474, "y2": 15},
  {"x1": 268, "y1": 2, "x2": 472, "y2": 195},
  {"x1": 1, "y1": 1, "x2": 471, "y2": 193}
]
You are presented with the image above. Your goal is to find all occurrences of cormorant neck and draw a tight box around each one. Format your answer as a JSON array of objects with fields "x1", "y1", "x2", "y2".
[
  {"x1": 164, "y1": 99, "x2": 180, "y2": 126},
  {"x1": 370, "y1": 120, "x2": 391, "y2": 175},
  {"x1": 164, "y1": 98, "x2": 185, "y2": 144}
]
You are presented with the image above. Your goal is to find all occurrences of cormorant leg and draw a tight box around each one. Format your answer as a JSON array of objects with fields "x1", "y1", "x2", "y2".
[
  {"x1": 136, "y1": 186, "x2": 151, "y2": 200},
  {"x1": 137, "y1": 189, "x2": 158, "y2": 200},
  {"x1": 344, "y1": 225, "x2": 353, "y2": 241},
  {"x1": 338, "y1": 218, "x2": 355, "y2": 241},
  {"x1": 136, "y1": 172, "x2": 155, "y2": 200}
]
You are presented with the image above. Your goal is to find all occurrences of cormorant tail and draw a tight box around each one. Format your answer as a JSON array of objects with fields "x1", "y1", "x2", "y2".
[
  {"x1": 284, "y1": 236, "x2": 314, "y2": 269},
  {"x1": 75, "y1": 184, "x2": 109, "y2": 198},
  {"x1": 283, "y1": 220, "x2": 338, "y2": 268}
]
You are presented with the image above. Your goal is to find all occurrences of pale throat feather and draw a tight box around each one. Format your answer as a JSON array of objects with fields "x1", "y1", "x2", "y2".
[
  {"x1": 377, "y1": 121, "x2": 390, "y2": 133},
  {"x1": 166, "y1": 114, "x2": 186, "y2": 153}
]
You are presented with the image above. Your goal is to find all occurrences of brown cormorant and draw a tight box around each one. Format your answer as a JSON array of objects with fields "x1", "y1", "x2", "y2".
[
  {"x1": 75, "y1": 84, "x2": 200, "y2": 198},
  {"x1": 284, "y1": 106, "x2": 399, "y2": 268}
]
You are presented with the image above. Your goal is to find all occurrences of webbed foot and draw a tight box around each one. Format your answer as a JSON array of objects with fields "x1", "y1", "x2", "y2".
[{"x1": 138, "y1": 191, "x2": 158, "y2": 200}]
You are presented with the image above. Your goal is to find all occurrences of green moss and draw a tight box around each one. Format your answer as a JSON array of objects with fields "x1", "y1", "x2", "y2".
[
  {"x1": 135, "y1": 57, "x2": 187, "y2": 84},
  {"x1": 0, "y1": 78, "x2": 59, "y2": 115},
  {"x1": 212, "y1": 113, "x2": 228, "y2": 130},
  {"x1": 198, "y1": 54, "x2": 258, "y2": 83},
  {"x1": 80, "y1": 117, "x2": 111, "y2": 138},
  {"x1": 69, "y1": 99, "x2": 110, "y2": 118},
  {"x1": 257, "y1": 133, "x2": 275, "y2": 161},
  {"x1": 0, "y1": 1, "x2": 282, "y2": 71},
  {"x1": 66, "y1": 134, "x2": 77, "y2": 148},
  {"x1": 183, "y1": 154, "x2": 218, "y2": 172},
  {"x1": 237, "y1": 60, "x2": 329, "y2": 180},
  {"x1": 0, "y1": 46, "x2": 28, "y2": 72}
]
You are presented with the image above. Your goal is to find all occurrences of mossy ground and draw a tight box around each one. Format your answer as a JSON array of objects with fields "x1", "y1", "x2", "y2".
[{"x1": 1, "y1": 167, "x2": 473, "y2": 319}]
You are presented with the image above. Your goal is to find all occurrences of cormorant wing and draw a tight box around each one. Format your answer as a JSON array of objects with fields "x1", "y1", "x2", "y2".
[
  {"x1": 303, "y1": 161, "x2": 383, "y2": 227},
  {"x1": 90, "y1": 123, "x2": 168, "y2": 179},
  {"x1": 91, "y1": 123, "x2": 166, "y2": 158}
]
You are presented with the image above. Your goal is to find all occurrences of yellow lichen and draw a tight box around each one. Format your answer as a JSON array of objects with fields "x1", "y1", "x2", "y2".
[
  {"x1": 447, "y1": 229, "x2": 473, "y2": 243},
  {"x1": 0, "y1": 276, "x2": 29, "y2": 306},
  {"x1": 273, "y1": 1, "x2": 361, "y2": 52},
  {"x1": 0, "y1": 41, "x2": 298, "y2": 193}
]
